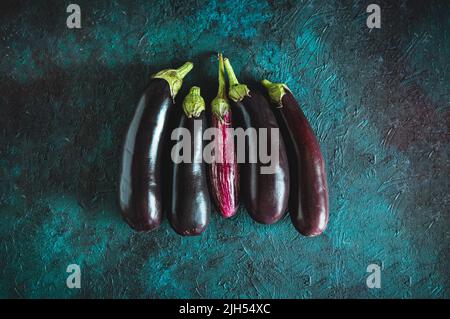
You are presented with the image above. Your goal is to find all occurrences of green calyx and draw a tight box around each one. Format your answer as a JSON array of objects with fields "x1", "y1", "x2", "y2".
[
  {"x1": 211, "y1": 53, "x2": 231, "y2": 122},
  {"x1": 261, "y1": 79, "x2": 289, "y2": 106},
  {"x1": 211, "y1": 97, "x2": 230, "y2": 122},
  {"x1": 223, "y1": 57, "x2": 250, "y2": 102},
  {"x1": 152, "y1": 61, "x2": 194, "y2": 99},
  {"x1": 182, "y1": 86, "x2": 205, "y2": 118}
]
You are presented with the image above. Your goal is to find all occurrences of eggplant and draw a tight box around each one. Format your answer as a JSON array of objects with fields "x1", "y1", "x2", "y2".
[
  {"x1": 209, "y1": 54, "x2": 239, "y2": 218},
  {"x1": 169, "y1": 87, "x2": 210, "y2": 235},
  {"x1": 224, "y1": 58, "x2": 289, "y2": 224},
  {"x1": 119, "y1": 62, "x2": 193, "y2": 231},
  {"x1": 262, "y1": 79, "x2": 329, "y2": 236}
]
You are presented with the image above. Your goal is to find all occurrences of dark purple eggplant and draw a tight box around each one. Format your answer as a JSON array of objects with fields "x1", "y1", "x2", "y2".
[
  {"x1": 224, "y1": 58, "x2": 289, "y2": 224},
  {"x1": 262, "y1": 79, "x2": 329, "y2": 236},
  {"x1": 169, "y1": 87, "x2": 210, "y2": 235},
  {"x1": 210, "y1": 53, "x2": 239, "y2": 218},
  {"x1": 119, "y1": 62, "x2": 193, "y2": 232}
]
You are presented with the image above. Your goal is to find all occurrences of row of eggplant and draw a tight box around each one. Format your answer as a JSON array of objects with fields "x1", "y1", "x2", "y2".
[{"x1": 119, "y1": 54, "x2": 329, "y2": 237}]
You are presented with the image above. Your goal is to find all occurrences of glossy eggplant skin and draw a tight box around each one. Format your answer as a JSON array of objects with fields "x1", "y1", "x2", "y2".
[
  {"x1": 119, "y1": 79, "x2": 174, "y2": 231},
  {"x1": 231, "y1": 89, "x2": 290, "y2": 224},
  {"x1": 276, "y1": 91, "x2": 329, "y2": 236},
  {"x1": 169, "y1": 114, "x2": 210, "y2": 235}
]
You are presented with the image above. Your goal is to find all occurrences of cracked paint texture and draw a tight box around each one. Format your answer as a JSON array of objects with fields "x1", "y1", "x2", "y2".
[{"x1": 0, "y1": 0, "x2": 449, "y2": 298}]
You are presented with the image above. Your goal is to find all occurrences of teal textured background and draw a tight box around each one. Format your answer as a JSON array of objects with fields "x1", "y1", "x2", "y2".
[{"x1": 0, "y1": 0, "x2": 449, "y2": 298}]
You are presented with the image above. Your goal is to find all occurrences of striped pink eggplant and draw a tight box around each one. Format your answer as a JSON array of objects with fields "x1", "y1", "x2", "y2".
[{"x1": 209, "y1": 53, "x2": 239, "y2": 218}]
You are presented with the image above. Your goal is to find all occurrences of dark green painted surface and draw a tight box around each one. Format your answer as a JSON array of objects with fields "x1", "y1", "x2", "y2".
[{"x1": 0, "y1": 0, "x2": 449, "y2": 298}]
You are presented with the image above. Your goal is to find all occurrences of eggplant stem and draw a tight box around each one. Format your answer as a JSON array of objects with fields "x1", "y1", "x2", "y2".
[
  {"x1": 224, "y1": 58, "x2": 239, "y2": 86},
  {"x1": 153, "y1": 61, "x2": 194, "y2": 99},
  {"x1": 261, "y1": 79, "x2": 289, "y2": 106},
  {"x1": 212, "y1": 54, "x2": 231, "y2": 121},
  {"x1": 176, "y1": 62, "x2": 194, "y2": 79},
  {"x1": 217, "y1": 53, "x2": 226, "y2": 99},
  {"x1": 223, "y1": 57, "x2": 250, "y2": 102}
]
